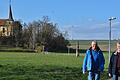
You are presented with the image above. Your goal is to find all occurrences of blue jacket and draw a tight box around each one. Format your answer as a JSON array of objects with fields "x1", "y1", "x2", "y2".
[{"x1": 82, "y1": 48, "x2": 105, "y2": 73}]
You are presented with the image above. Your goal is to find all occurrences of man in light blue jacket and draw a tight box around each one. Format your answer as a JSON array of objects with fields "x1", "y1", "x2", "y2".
[{"x1": 82, "y1": 41, "x2": 105, "y2": 80}]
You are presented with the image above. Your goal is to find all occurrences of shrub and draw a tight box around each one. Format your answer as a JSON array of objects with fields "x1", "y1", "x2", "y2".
[{"x1": 35, "y1": 46, "x2": 43, "y2": 53}]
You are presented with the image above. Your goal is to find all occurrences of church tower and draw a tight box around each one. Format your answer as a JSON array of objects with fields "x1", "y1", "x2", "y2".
[
  {"x1": 0, "y1": 0, "x2": 22, "y2": 45},
  {"x1": 9, "y1": 0, "x2": 14, "y2": 21}
]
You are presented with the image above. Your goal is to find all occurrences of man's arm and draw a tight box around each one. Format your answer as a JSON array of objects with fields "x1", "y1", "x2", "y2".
[
  {"x1": 99, "y1": 51, "x2": 105, "y2": 72},
  {"x1": 82, "y1": 50, "x2": 89, "y2": 74}
]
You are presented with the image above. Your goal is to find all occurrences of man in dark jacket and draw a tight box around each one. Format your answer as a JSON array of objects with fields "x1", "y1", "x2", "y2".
[{"x1": 108, "y1": 42, "x2": 120, "y2": 80}]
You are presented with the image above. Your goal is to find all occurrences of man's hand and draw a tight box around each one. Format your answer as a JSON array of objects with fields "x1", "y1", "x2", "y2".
[
  {"x1": 83, "y1": 71, "x2": 86, "y2": 74},
  {"x1": 108, "y1": 73, "x2": 112, "y2": 77}
]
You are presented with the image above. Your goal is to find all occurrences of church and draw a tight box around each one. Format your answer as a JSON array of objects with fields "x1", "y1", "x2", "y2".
[{"x1": 0, "y1": 1, "x2": 22, "y2": 45}]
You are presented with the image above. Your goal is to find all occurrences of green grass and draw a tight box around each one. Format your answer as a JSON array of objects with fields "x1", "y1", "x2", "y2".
[
  {"x1": 0, "y1": 52, "x2": 110, "y2": 80},
  {"x1": 0, "y1": 52, "x2": 82, "y2": 67},
  {"x1": 0, "y1": 40, "x2": 116, "y2": 80}
]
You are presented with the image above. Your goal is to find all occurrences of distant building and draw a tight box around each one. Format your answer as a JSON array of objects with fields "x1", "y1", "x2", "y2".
[{"x1": 0, "y1": 1, "x2": 22, "y2": 46}]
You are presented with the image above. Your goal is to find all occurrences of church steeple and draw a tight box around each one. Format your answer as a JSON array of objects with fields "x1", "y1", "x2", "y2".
[{"x1": 9, "y1": 0, "x2": 14, "y2": 21}]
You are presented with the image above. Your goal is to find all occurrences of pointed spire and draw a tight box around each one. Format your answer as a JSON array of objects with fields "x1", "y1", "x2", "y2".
[{"x1": 9, "y1": 0, "x2": 14, "y2": 21}]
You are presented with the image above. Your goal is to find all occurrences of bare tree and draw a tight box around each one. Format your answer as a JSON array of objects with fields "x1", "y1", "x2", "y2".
[{"x1": 20, "y1": 16, "x2": 69, "y2": 52}]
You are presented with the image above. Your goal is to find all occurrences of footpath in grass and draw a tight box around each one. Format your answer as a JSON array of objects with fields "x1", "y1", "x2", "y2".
[{"x1": 0, "y1": 52, "x2": 109, "y2": 80}]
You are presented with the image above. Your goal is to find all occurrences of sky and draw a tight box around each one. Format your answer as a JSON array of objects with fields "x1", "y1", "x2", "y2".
[{"x1": 0, "y1": 0, "x2": 120, "y2": 40}]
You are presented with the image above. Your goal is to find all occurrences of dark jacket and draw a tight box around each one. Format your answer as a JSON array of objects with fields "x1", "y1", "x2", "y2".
[{"x1": 108, "y1": 52, "x2": 119, "y2": 76}]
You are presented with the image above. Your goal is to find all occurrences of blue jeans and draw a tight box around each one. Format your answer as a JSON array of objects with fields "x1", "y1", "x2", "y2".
[
  {"x1": 112, "y1": 75, "x2": 120, "y2": 80},
  {"x1": 88, "y1": 71, "x2": 100, "y2": 80}
]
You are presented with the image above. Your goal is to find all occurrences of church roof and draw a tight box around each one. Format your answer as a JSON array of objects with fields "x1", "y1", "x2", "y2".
[
  {"x1": 0, "y1": 19, "x2": 12, "y2": 26},
  {"x1": 0, "y1": 0, "x2": 14, "y2": 26},
  {"x1": 9, "y1": 4, "x2": 14, "y2": 21},
  {"x1": 0, "y1": 19, "x2": 7, "y2": 26}
]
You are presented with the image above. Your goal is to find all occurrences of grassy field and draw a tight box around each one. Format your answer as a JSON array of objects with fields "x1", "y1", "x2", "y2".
[
  {"x1": 0, "y1": 40, "x2": 116, "y2": 80},
  {"x1": 0, "y1": 52, "x2": 110, "y2": 80}
]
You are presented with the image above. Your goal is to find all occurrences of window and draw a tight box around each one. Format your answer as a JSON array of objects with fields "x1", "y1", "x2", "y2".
[{"x1": 3, "y1": 28, "x2": 5, "y2": 33}]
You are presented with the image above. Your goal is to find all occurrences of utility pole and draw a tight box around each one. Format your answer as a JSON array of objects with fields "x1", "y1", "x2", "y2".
[{"x1": 108, "y1": 17, "x2": 116, "y2": 62}]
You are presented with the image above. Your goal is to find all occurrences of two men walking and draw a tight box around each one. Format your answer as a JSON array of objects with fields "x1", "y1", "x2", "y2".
[{"x1": 82, "y1": 41, "x2": 120, "y2": 80}]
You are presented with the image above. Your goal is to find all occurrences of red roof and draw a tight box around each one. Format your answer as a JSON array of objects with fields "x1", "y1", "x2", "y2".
[
  {"x1": 0, "y1": 20, "x2": 5, "y2": 26},
  {"x1": 0, "y1": 19, "x2": 9, "y2": 26}
]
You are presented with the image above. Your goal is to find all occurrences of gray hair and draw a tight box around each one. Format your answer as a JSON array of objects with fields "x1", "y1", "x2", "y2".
[{"x1": 91, "y1": 40, "x2": 98, "y2": 45}]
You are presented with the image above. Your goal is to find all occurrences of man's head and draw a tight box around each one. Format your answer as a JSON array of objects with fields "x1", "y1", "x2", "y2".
[
  {"x1": 117, "y1": 42, "x2": 120, "y2": 52},
  {"x1": 91, "y1": 41, "x2": 98, "y2": 50}
]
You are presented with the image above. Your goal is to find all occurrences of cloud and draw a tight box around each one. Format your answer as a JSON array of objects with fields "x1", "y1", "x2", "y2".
[
  {"x1": 59, "y1": 21, "x2": 120, "y2": 40},
  {"x1": 112, "y1": 21, "x2": 120, "y2": 26},
  {"x1": 111, "y1": 21, "x2": 120, "y2": 30}
]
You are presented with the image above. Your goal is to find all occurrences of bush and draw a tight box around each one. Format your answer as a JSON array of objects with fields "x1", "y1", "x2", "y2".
[{"x1": 35, "y1": 46, "x2": 43, "y2": 53}]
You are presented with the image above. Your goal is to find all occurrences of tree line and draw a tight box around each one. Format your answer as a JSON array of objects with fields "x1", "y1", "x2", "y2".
[{"x1": 16, "y1": 16, "x2": 69, "y2": 52}]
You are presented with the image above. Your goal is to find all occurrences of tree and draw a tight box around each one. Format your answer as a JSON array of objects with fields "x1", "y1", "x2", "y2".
[{"x1": 20, "y1": 16, "x2": 69, "y2": 52}]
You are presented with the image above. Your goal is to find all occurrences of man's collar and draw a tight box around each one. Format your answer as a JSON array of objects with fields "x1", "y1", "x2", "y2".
[{"x1": 114, "y1": 51, "x2": 117, "y2": 55}]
